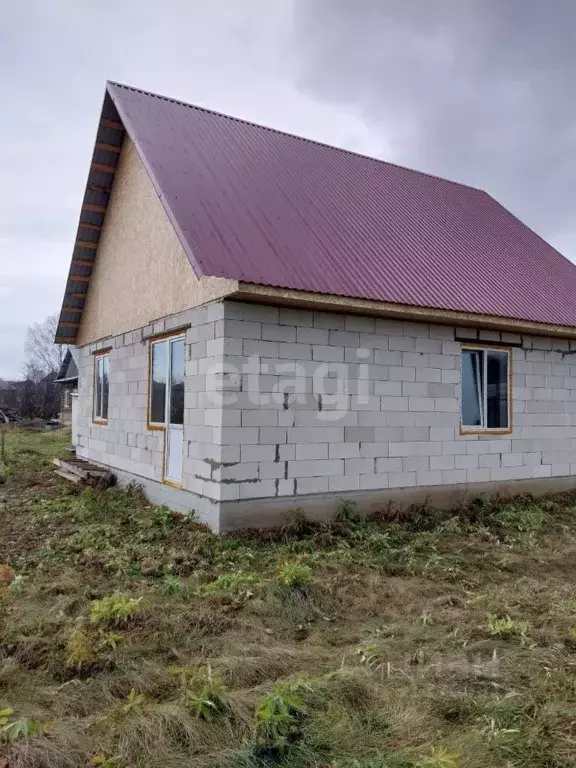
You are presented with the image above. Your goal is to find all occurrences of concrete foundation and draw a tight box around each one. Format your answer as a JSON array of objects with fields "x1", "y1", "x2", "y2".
[{"x1": 219, "y1": 475, "x2": 576, "y2": 531}]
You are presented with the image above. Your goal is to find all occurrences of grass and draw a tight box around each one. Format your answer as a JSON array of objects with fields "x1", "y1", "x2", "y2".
[{"x1": 1, "y1": 428, "x2": 576, "y2": 766}]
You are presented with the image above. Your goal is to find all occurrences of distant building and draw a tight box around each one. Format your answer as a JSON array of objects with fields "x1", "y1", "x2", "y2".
[
  {"x1": 55, "y1": 348, "x2": 79, "y2": 434},
  {"x1": 0, "y1": 379, "x2": 18, "y2": 412}
]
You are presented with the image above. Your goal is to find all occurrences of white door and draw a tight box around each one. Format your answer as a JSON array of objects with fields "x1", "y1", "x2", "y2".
[{"x1": 164, "y1": 337, "x2": 185, "y2": 484}]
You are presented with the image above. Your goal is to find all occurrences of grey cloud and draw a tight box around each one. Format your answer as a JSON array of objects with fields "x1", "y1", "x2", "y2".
[{"x1": 292, "y1": 0, "x2": 576, "y2": 255}]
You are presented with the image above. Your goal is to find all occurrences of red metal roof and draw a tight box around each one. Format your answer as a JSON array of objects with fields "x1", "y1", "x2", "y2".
[{"x1": 88, "y1": 83, "x2": 576, "y2": 329}]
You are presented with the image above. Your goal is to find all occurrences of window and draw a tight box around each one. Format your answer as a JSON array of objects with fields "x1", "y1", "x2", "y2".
[
  {"x1": 148, "y1": 336, "x2": 185, "y2": 427},
  {"x1": 94, "y1": 353, "x2": 109, "y2": 422},
  {"x1": 461, "y1": 346, "x2": 510, "y2": 432}
]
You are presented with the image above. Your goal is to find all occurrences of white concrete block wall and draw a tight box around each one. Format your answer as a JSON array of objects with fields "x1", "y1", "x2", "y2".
[
  {"x1": 76, "y1": 297, "x2": 576, "y2": 520},
  {"x1": 215, "y1": 301, "x2": 576, "y2": 500},
  {"x1": 75, "y1": 304, "x2": 226, "y2": 522}
]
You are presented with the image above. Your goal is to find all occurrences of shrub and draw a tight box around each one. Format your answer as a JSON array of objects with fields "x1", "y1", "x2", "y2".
[
  {"x1": 90, "y1": 592, "x2": 143, "y2": 627},
  {"x1": 277, "y1": 562, "x2": 313, "y2": 590}
]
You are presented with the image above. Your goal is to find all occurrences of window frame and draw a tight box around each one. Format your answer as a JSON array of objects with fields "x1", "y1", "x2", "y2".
[
  {"x1": 147, "y1": 332, "x2": 186, "y2": 431},
  {"x1": 459, "y1": 343, "x2": 512, "y2": 435},
  {"x1": 93, "y1": 351, "x2": 110, "y2": 424}
]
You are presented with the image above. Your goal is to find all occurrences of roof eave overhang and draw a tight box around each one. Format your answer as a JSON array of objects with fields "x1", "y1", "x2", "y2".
[
  {"x1": 235, "y1": 282, "x2": 576, "y2": 340},
  {"x1": 55, "y1": 91, "x2": 126, "y2": 344}
]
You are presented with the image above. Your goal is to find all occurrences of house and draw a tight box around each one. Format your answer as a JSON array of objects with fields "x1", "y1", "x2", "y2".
[
  {"x1": 55, "y1": 348, "x2": 79, "y2": 436},
  {"x1": 55, "y1": 81, "x2": 576, "y2": 532},
  {"x1": 0, "y1": 380, "x2": 18, "y2": 415}
]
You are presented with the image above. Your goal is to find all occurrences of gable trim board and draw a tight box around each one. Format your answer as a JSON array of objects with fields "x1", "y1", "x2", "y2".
[{"x1": 57, "y1": 81, "x2": 576, "y2": 346}]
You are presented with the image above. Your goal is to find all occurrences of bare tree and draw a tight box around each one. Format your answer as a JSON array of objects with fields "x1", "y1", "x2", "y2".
[
  {"x1": 24, "y1": 314, "x2": 65, "y2": 378},
  {"x1": 19, "y1": 314, "x2": 65, "y2": 420}
]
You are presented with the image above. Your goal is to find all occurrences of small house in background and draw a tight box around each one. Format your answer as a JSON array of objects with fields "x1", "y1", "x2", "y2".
[
  {"x1": 54, "y1": 81, "x2": 576, "y2": 532},
  {"x1": 55, "y1": 349, "x2": 79, "y2": 438},
  {"x1": 0, "y1": 380, "x2": 18, "y2": 417}
]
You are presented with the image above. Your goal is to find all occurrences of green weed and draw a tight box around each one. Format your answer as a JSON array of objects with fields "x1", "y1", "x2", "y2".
[
  {"x1": 485, "y1": 614, "x2": 531, "y2": 645},
  {"x1": 255, "y1": 678, "x2": 314, "y2": 752},
  {"x1": 416, "y1": 747, "x2": 460, "y2": 767},
  {"x1": 170, "y1": 664, "x2": 228, "y2": 720},
  {"x1": 122, "y1": 688, "x2": 146, "y2": 715},
  {"x1": 91, "y1": 756, "x2": 120, "y2": 767},
  {"x1": 90, "y1": 592, "x2": 143, "y2": 626},
  {"x1": 277, "y1": 562, "x2": 313, "y2": 589},
  {"x1": 0, "y1": 716, "x2": 41, "y2": 744},
  {"x1": 163, "y1": 572, "x2": 183, "y2": 595},
  {"x1": 154, "y1": 504, "x2": 175, "y2": 529},
  {"x1": 198, "y1": 571, "x2": 260, "y2": 600}
]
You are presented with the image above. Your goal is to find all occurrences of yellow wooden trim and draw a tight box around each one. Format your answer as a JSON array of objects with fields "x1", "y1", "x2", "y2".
[
  {"x1": 459, "y1": 427, "x2": 513, "y2": 436},
  {"x1": 460, "y1": 342, "x2": 512, "y2": 352},
  {"x1": 459, "y1": 343, "x2": 513, "y2": 435},
  {"x1": 143, "y1": 326, "x2": 190, "y2": 343},
  {"x1": 160, "y1": 429, "x2": 167, "y2": 485},
  {"x1": 163, "y1": 478, "x2": 184, "y2": 490},
  {"x1": 146, "y1": 333, "x2": 186, "y2": 430},
  {"x1": 92, "y1": 350, "x2": 110, "y2": 424}
]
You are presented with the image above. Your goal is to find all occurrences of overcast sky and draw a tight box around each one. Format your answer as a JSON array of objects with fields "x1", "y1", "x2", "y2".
[{"x1": 1, "y1": 1, "x2": 574, "y2": 378}]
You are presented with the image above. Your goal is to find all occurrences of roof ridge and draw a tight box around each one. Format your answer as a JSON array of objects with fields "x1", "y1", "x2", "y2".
[{"x1": 106, "y1": 80, "x2": 483, "y2": 195}]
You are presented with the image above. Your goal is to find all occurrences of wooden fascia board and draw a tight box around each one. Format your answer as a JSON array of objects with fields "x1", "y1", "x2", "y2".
[{"x1": 235, "y1": 282, "x2": 576, "y2": 339}]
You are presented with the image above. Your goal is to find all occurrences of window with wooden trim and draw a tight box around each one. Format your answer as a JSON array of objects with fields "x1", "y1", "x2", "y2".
[
  {"x1": 461, "y1": 346, "x2": 511, "y2": 432},
  {"x1": 94, "y1": 353, "x2": 109, "y2": 422},
  {"x1": 148, "y1": 335, "x2": 185, "y2": 428}
]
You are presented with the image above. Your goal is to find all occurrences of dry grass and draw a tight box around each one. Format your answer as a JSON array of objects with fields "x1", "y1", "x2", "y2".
[{"x1": 1, "y1": 429, "x2": 576, "y2": 766}]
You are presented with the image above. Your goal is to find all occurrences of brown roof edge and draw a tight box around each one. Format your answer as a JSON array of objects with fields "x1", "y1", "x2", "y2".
[{"x1": 234, "y1": 283, "x2": 576, "y2": 340}]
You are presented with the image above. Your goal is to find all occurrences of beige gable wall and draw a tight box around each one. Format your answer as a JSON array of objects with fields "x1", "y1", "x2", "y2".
[{"x1": 76, "y1": 138, "x2": 237, "y2": 346}]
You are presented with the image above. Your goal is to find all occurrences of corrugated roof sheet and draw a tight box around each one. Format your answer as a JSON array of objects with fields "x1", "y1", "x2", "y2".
[{"x1": 74, "y1": 82, "x2": 576, "y2": 332}]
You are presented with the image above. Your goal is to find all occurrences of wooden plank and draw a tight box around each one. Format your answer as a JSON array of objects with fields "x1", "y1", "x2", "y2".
[
  {"x1": 55, "y1": 469, "x2": 83, "y2": 485},
  {"x1": 58, "y1": 321, "x2": 80, "y2": 329},
  {"x1": 83, "y1": 202, "x2": 106, "y2": 213},
  {"x1": 52, "y1": 458, "x2": 63, "y2": 468},
  {"x1": 59, "y1": 459, "x2": 108, "y2": 479},
  {"x1": 72, "y1": 259, "x2": 94, "y2": 267},
  {"x1": 95, "y1": 142, "x2": 122, "y2": 154},
  {"x1": 91, "y1": 161, "x2": 116, "y2": 174},
  {"x1": 61, "y1": 306, "x2": 83, "y2": 312},
  {"x1": 69, "y1": 275, "x2": 90, "y2": 283},
  {"x1": 101, "y1": 118, "x2": 123, "y2": 130},
  {"x1": 78, "y1": 222, "x2": 102, "y2": 231},
  {"x1": 75, "y1": 241, "x2": 98, "y2": 249},
  {"x1": 71, "y1": 291, "x2": 86, "y2": 298}
]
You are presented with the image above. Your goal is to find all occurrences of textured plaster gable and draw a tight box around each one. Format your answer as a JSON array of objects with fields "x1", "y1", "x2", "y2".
[{"x1": 76, "y1": 138, "x2": 237, "y2": 346}]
